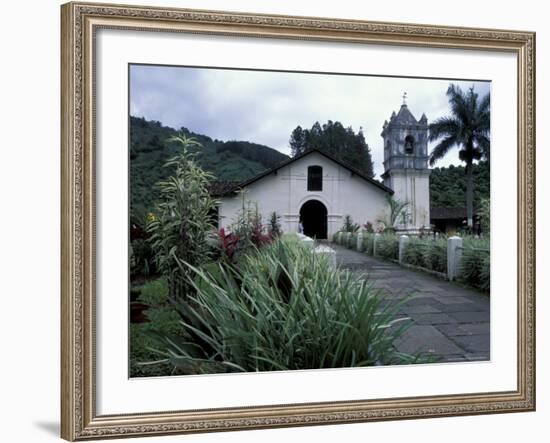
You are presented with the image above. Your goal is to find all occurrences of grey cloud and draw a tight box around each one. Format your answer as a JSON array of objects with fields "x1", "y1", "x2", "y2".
[{"x1": 130, "y1": 65, "x2": 490, "y2": 177}]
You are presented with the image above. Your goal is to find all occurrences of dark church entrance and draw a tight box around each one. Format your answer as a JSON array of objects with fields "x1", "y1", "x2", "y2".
[{"x1": 300, "y1": 200, "x2": 328, "y2": 239}]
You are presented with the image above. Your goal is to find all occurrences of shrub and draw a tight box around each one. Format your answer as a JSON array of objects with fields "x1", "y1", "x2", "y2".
[
  {"x1": 402, "y1": 237, "x2": 424, "y2": 267},
  {"x1": 130, "y1": 238, "x2": 155, "y2": 279},
  {"x1": 145, "y1": 238, "x2": 422, "y2": 373},
  {"x1": 348, "y1": 233, "x2": 357, "y2": 249},
  {"x1": 401, "y1": 237, "x2": 447, "y2": 274},
  {"x1": 137, "y1": 277, "x2": 169, "y2": 306},
  {"x1": 422, "y1": 238, "x2": 447, "y2": 273},
  {"x1": 130, "y1": 277, "x2": 181, "y2": 377},
  {"x1": 460, "y1": 237, "x2": 490, "y2": 292},
  {"x1": 375, "y1": 234, "x2": 399, "y2": 260},
  {"x1": 221, "y1": 193, "x2": 273, "y2": 261}
]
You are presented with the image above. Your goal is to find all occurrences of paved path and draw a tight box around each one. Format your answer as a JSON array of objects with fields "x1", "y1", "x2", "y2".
[{"x1": 331, "y1": 243, "x2": 490, "y2": 363}]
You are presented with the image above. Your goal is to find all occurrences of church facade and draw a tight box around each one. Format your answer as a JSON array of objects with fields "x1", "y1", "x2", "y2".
[{"x1": 216, "y1": 101, "x2": 431, "y2": 239}]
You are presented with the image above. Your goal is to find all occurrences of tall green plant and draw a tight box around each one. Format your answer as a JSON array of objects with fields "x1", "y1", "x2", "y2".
[{"x1": 147, "y1": 135, "x2": 218, "y2": 301}]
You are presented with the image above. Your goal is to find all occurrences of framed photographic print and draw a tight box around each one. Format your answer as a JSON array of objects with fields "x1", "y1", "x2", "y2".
[{"x1": 61, "y1": 1, "x2": 536, "y2": 440}]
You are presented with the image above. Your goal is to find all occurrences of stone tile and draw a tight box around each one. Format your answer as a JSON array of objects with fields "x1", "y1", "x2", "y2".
[
  {"x1": 465, "y1": 353, "x2": 490, "y2": 361},
  {"x1": 399, "y1": 304, "x2": 442, "y2": 315},
  {"x1": 411, "y1": 312, "x2": 457, "y2": 325},
  {"x1": 451, "y1": 335, "x2": 490, "y2": 353},
  {"x1": 442, "y1": 355, "x2": 469, "y2": 363},
  {"x1": 437, "y1": 296, "x2": 476, "y2": 305},
  {"x1": 438, "y1": 303, "x2": 489, "y2": 313},
  {"x1": 459, "y1": 323, "x2": 490, "y2": 336},
  {"x1": 395, "y1": 325, "x2": 465, "y2": 356},
  {"x1": 436, "y1": 322, "x2": 490, "y2": 337},
  {"x1": 448, "y1": 311, "x2": 490, "y2": 323},
  {"x1": 435, "y1": 324, "x2": 465, "y2": 337},
  {"x1": 403, "y1": 297, "x2": 440, "y2": 306}
]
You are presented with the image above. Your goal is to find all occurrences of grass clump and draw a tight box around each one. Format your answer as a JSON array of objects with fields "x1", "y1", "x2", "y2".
[
  {"x1": 375, "y1": 234, "x2": 399, "y2": 260},
  {"x1": 145, "y1": 238, "x2": 420, "y2": 374},
  {"x1": 460, "y1": 237, "x2": 490, "y2": 292}
]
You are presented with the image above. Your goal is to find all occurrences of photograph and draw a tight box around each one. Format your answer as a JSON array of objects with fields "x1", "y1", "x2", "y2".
[{"x1": 128, "y1": 65, "x2": 491, "y2": 378}]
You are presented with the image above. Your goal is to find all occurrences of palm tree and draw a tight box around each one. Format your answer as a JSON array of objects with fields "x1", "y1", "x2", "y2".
[{"x1": 429, "y1": 84, "x2": 490, "y2": 229}]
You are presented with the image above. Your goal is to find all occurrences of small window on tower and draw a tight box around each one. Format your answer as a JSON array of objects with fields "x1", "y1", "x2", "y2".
[
  {"x1": 404, "y1": 135, "x2": 415, "y2": 154},
  {"x1": 307, "y1": 166, "x2": 323, "y2": 191}
]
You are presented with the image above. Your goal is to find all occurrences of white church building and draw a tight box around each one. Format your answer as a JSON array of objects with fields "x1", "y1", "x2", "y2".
[{"x1": 215, "y1": 101, "x2": 431, "y2": 239}]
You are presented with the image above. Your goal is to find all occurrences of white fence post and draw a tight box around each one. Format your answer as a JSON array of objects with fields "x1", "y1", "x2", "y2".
[
  {"x1": 314, "y1": 245, "x2": 337, "y2": 268},
  {"x1": 447, "y1": 236, "x2": 463, "y2": 281},
  {"x1": 399, "y1": 235, "x2": 409, "y2": 264},
  {"x1": 373, "y1": 233, "x2": 381, "y2": 256},
  {"x1": 356, "y1": 232, "x2": 364, "y2": 251}
]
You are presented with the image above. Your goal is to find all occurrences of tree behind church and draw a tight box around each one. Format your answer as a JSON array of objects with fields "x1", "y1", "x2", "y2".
[
  {"x1": 428, "y1": 84, "x2": 490, "y2": 229},
  {"x1": 289, "y1": 120, "x2": 374, "y2": 177}
]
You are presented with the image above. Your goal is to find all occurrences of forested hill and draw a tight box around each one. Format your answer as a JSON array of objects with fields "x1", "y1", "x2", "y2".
[
  {"x1": 130, "y1": 116, "x2": 289, "y2": 218},
  {"x1": 429, "y1": 161, "x2": 490, "y2": 208}
]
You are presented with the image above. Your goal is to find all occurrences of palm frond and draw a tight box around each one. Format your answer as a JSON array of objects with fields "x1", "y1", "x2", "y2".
[
  {"x1": 429, "y1": 135, "x2": 457, "y2": 166},
  {"x1": 428, "y1": 117, "x2": 461, "y2": 142},
  {"x1": 446, "y1": 84, "x2": 472, "y2": 127}
]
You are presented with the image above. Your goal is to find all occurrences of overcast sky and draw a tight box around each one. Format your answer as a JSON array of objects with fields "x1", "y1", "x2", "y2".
[{"x1": 130, "y1": 64, "x2": 490, "y2": 178}]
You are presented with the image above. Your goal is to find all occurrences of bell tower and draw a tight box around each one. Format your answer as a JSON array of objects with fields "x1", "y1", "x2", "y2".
[{"x1": 381, "y1": 94, "x2": 431, "y2": 231}]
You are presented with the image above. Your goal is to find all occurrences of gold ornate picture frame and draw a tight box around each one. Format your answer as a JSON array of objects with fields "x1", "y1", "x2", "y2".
[{"x1": 61, "y1": 1, "x2": 536, "y2": 440}]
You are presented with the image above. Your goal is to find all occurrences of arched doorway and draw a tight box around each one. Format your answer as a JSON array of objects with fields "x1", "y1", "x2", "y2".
[{"x1": 300, "y1": 200, "x2": 328, "y2": 239}]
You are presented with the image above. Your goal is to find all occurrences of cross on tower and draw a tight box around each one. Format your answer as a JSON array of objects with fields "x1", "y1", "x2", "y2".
[{"x1": 402, "y1": 91, "x2": 407, "y2": 105}]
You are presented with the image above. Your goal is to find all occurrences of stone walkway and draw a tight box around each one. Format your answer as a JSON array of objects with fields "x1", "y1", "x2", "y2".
[{"x1": 331, "y1": 243, "x2": 490, "y2": 363}]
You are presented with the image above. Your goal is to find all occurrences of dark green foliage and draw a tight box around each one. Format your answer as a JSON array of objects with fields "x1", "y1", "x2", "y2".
[
  {"x1": 402, "y1": 238, "x2": 425, "y2": 267},
  {"x1": 130, "y1": 116, "x2": 288, "y2": 215},
  {"x1": 289, "y1": 120, "x2": 374, "y2": 177},
  {"x1": 421, "y1": 239, "x2": 448, "y2": 274},
  {"x1": 144, "y1": 237, "x2": 424, "y2": 374},
  {"x1": 130, "y1": 278, "x2": 181, "y2": 377},
  {"x1": 460, "y1": 237, "x2": 490, "y2": 292},
  {"x1": 130, "y1": 238, "x2": 155, "y2": 279},
  {"x1": 375, "y1": 234, "x2": 399, "y2": 260},
  {"x1": 430, "y1": 161, "x2": 490, "y2": 208},
  {"x1": 402, "y1": 238, "x2": 447, "y2": 274}
]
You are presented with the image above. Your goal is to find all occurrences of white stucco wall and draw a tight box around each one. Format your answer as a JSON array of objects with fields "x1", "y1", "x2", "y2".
[
  {"x1": 218, "y1": 152, "x2": 390, "y2": 238},
  {"x1": 385, "y1": 169, "x2": 431, "y2": 229}
]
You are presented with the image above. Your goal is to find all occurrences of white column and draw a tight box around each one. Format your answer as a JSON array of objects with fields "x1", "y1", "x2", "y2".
[
  {"x1": 356, "y1": 232, "x2": 364, "y2": 252},
  {"x1": 447, "y1": 236, "x2": 463, "y2": 281},
  {"x1": 373, "y1": 233, "x2": 381, "y2": 256},
  {"x1": 399, "y1": 235, "x2": 409, "y2": 264},
  {"x1": 314, "y1": 245, "x2": 337, "y2": 268}
]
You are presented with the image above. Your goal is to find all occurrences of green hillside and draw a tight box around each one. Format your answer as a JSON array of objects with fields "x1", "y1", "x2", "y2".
[
  {"x1": 130, "y1": 116, "x2": 289, "y2": 218},
  {"x1": 429, "y1": 161, "x2": 490, "y2": 208}
]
